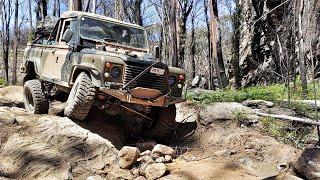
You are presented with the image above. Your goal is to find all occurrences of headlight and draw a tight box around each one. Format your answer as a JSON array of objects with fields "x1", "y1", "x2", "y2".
[
  {"x1": 168, "y1": 76, "x2": 176, "y2": 86},
  {"x1": 110, "y1": 67, "x2": 121, "y2": 78}
]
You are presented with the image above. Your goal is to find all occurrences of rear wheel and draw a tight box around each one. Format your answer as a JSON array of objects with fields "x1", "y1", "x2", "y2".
[
  {"x1": 64, "y1": 72, "x2": 96, "y2": 121},
  {"x1": 145, "y1": 105, "x2": 177, "y2": 142},
  {"x1": 23, "y1": 79, "x2": 49, "y2": 114}
]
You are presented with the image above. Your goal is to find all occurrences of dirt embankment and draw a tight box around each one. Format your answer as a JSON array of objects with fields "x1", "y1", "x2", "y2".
[{"x1": 0, "y1": 86, "x2": 306, "y2": 179}]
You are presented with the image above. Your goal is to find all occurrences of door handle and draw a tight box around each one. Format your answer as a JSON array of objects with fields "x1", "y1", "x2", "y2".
[{"x1": 56, "y1": 57, "x2": 58, "y2": 63}]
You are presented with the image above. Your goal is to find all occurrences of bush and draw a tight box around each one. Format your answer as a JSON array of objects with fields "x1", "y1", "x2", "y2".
[
  {"x1": 0, "y1": 78, "x2": 6, "y2": 86},
  {"x1": 187, "y1": 82, "x2": 320, "y2": 104},
  {"x1": 188, "y1": 84, "x2": 283, "y2": 104},
  {"x1": 260, "y1": 117, "x2": 311, "y2": 149}
]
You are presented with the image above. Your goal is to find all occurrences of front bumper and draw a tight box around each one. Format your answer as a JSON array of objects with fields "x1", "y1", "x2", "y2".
[{"x1": 99, "y1": 87, "x2": 185, "y2": 107}]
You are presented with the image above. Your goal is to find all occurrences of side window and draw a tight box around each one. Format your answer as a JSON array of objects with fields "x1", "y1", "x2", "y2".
[
  {"x1": 48, "y1": 20, "x2": 62, "y2": 45},
  {"x1": 60, "y1": 19, "x2": 77, "y2": 44},
  {"x1": 33, "y1": 36, "x2": 49, "y2": 45}
]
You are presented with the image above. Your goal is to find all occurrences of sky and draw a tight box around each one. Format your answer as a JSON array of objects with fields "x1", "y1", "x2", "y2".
[{"x1": 1, "y1": 0, "x2": 235, "y2": 34}]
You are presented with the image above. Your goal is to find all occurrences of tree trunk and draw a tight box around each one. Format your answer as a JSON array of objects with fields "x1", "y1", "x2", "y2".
[
  {"x1": 231, "y1": 0, "x2": 241, "y2": 89},
  {"x1": 12, "y1": 0, "x2": 19, "y2": 85},
  {"x1": 208, "y1": 0, "x2": 228, "y2": 88},
  {"x1": 115, "y1": 0, "x2": 125, "y2": 21},
  {"x1": 297, "y1": 0, "x2": 308, "y2": 96},
  {"x1": 92, "y1": 0, "x2": 96, "y2": 13},
  {"x1": 28, "y1": 0, "x2": 32, "y2": 28},
  {"x1": 40, "y1": 0, "x2": 47, "y2": 21},
  {"x1": 178, "y1": 1, "x2": 193, "y2": 69},
  {"x1": 57, "y1": 0, "x2": 60, "y2": 17},
  {"x1": 134, "y1": 0, "x2": 143, "y2": 26},
  {"x1": 53, "y1": 0, "x2": 57, "y2": 16},
  {"x1": 190, "y1": 14, "x2": 196, "y2": 79},
  {"x1": 203, "y1": 0, "x2": 213, "y2": 90},
  {"x1": 0, "y1": 0, "x2": 11, "y2": 83},
  {"x1": 84, "y1": 0, "x2": 91, "y2": 12},
  {"x1": 169, "y1": 0, "x2": 178, "y2": 67},
  {"x1": 70, "y1": 0, "x2": 83, "y2": 11}
]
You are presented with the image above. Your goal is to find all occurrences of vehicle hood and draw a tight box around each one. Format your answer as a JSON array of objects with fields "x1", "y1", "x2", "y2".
[{"x1": 80, "y1": 48, "x2": 156, "y2": 65}]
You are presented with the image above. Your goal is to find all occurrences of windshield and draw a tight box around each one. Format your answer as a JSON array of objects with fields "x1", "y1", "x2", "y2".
[{"x1": 80, "y1": 17, "x2": 147, "y2": 49}]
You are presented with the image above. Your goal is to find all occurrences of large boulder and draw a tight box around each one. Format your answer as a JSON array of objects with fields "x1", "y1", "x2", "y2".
[
  {"x1": 145, "y1": 163, "x2": 167, "y2": 180},
  {"x1": 118, "y1": 146, "x2": 140, "y2": 169},
  {"x1": 152, "y1": 144, "x2": 176, "y2": 157},
  {"x1": 199, "y1": 102, "x2": 258, "y2": 125},
  {"x1": 295, "y1": 148, "x2": 320, "y2": 179},
  {"x1": 242, "y1": 100, "x2": 274, "y2": 108},
  {"x1": 0, "y1": 108, "x2": 122, "y2": 179}
]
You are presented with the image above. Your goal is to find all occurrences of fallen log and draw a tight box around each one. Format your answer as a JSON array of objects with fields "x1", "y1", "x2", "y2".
[{"x1": 255, "y1": 111, "x2": 320, "y2": 126}]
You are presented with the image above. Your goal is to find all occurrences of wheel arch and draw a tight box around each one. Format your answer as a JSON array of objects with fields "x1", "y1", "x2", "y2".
[{"x1": 69, "y1": 66, "x2": 101, "y2": 87}]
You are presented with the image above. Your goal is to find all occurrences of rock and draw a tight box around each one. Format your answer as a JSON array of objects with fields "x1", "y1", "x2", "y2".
[
  {"x1": 175, "y1": 102, "x2": 199, "y2": 123},
  {"x1": 283, "y1": 99, "x2": 320, "y2": 110},
  {"x1": 272, "y1": 173, "x2": 303, "y2": 180},
  {"x1": 155, "y1": 157, "x2": 165, "y2": 163},
  {"x1": 86, "y1": 175, "x2": 105, "y2": 180},
  {"x1": 118, "y1": 146, "x2": 140, "y2": 169},
  {"x1": 0, "y1": 112, "x2": 16, "y2": 125},
  {"x1": 164, "y1": 155, "x2": 172, "y2": 163},
  {"x1": 140, "y1": 150, "x2": 152, "y2": 156},
  {"x1": 242, "y1": 100, "x2": 274, "y2": 108},
  {"x1": 0, "y1": 111, "x2": 120, "y2": 180},
  {"x1": 135, "y1": 176, "x2": 147, "y2": 180},
  {"x1": 191, "y1": 75, "x2": 201, "y2": 87},
  {"x1": 295, "y1": 148, "x2": 320, "y2": 179},
  {"x1": 145, "y1": 163, "x2": 167, "y2": 180},
  {"x1": 136, "y1": 141, "x2": 157, "y2": 152},
  {"x1": 199, "y1": 102, "x2": 255, "y2": 125},
  {"x1": 199, "y1": 77, "x2": 208, "y2": 89},
  {"x1": 149, "y1": 153, "x2": 160, "y2": 160},
  {"x1": 260, "y1": 107, "x2": 296, "y2": 116},
  {"x1": 152, "y1": 144, "x2": 176, "y2": 157},
  {"x1": 139, "y1": 163, "x2": 149, "y2": 176},
  {"x1": 137, "y1": 155, "x2": 155, "y2": 164},
  {"x1": 105, "y1": 168, "x2": 133, "y2": 180},
  {"x1": 131, "y1": 167, "x2": 140, "y2": 177}
]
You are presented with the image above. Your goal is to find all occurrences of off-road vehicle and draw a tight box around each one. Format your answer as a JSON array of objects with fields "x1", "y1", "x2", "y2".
[{"x1": 21, "y1": 11, "x2": 186, "y2": 141}]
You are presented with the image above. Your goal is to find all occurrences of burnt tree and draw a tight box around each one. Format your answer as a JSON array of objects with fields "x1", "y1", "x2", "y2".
[
  {"x1": 208, "y1": 0, "x2": 228, "y2": 88},
  {"x1": 169, "y1": 0, "x2": 178, "y2": 67},
  {"x1": 12, "y1": 0, "x2": 19, "y2": 84}
]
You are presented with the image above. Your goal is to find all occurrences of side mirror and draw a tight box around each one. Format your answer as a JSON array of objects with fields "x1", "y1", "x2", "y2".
[
  {"x1": 153, "y1": 46, "x2": 160, "y2": 59},
  {"x1": 61, "y1": 29, "x2": 73, "y2": 43}
]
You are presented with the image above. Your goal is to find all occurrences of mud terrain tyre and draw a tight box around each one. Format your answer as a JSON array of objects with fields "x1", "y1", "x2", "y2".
[
  {"x1": 64, "y1": 72, "x2": 96, "y2": 121},
  {"x1": 23, "y1": 79, "x2": 49, "y2": 114},
  {"x1": 146, "y1": 105, "x2": 177, "y2": 142}
]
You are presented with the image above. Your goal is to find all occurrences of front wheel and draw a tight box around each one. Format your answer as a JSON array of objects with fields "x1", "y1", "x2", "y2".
[
  {"x1": 64, "y1": 72, "x2": 96, "y2": 121},
  {"x1": 23, "y1": 79, "x2": 49, "y2": 114},
  {"x1": 145, "y1": 105, "x2": 177, "y2": 142}
]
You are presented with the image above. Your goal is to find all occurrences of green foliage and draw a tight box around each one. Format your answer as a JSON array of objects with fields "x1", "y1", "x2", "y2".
[
  {"x1": 188, "y1": 82, "x2": 320, "y2": 104},
  {"x1": 0, "y1": 78, "x2": 6, "y2": 85},
  {"x1": 188, "y1": 84, "x2": 284, "y2": 104},
  {"x1": 234, "y1": 111, "x2": 251, "y2": 126},
  {"x1": 260, "y1": 117, "x2": 310, "y2": 149}
]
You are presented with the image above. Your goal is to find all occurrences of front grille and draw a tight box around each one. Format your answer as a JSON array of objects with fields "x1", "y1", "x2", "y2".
[{"x1": 123, "y1": 63, "x2": 167, "y2": 93}]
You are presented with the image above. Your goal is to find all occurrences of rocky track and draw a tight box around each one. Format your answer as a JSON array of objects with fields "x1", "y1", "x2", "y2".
[{"x1": 0, "y1": 86, "x2": 315, "y2": 179}]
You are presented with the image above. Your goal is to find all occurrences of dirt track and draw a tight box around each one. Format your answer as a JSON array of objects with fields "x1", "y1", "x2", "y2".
[{"x1": 0, "y1": 86, "x2": 303, "y2": 179}]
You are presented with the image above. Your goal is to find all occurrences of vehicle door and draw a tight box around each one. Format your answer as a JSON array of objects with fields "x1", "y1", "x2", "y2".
[
  {"x1": 41, "y1": 18, "x2": 77, "y2": 85},
  {"x1": 27, "y1": 32, "x2": 50, "y2": 74}
]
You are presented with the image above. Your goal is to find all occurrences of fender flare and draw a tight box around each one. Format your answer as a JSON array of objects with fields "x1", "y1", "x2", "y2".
[{"x1": 69, "y1": 64, "x2": 101, "y2": 87}]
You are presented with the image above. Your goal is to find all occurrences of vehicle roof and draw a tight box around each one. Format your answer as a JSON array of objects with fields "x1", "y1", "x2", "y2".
[{"x1": 61, "y1": 11, "x2": 144, "y2": 29}]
